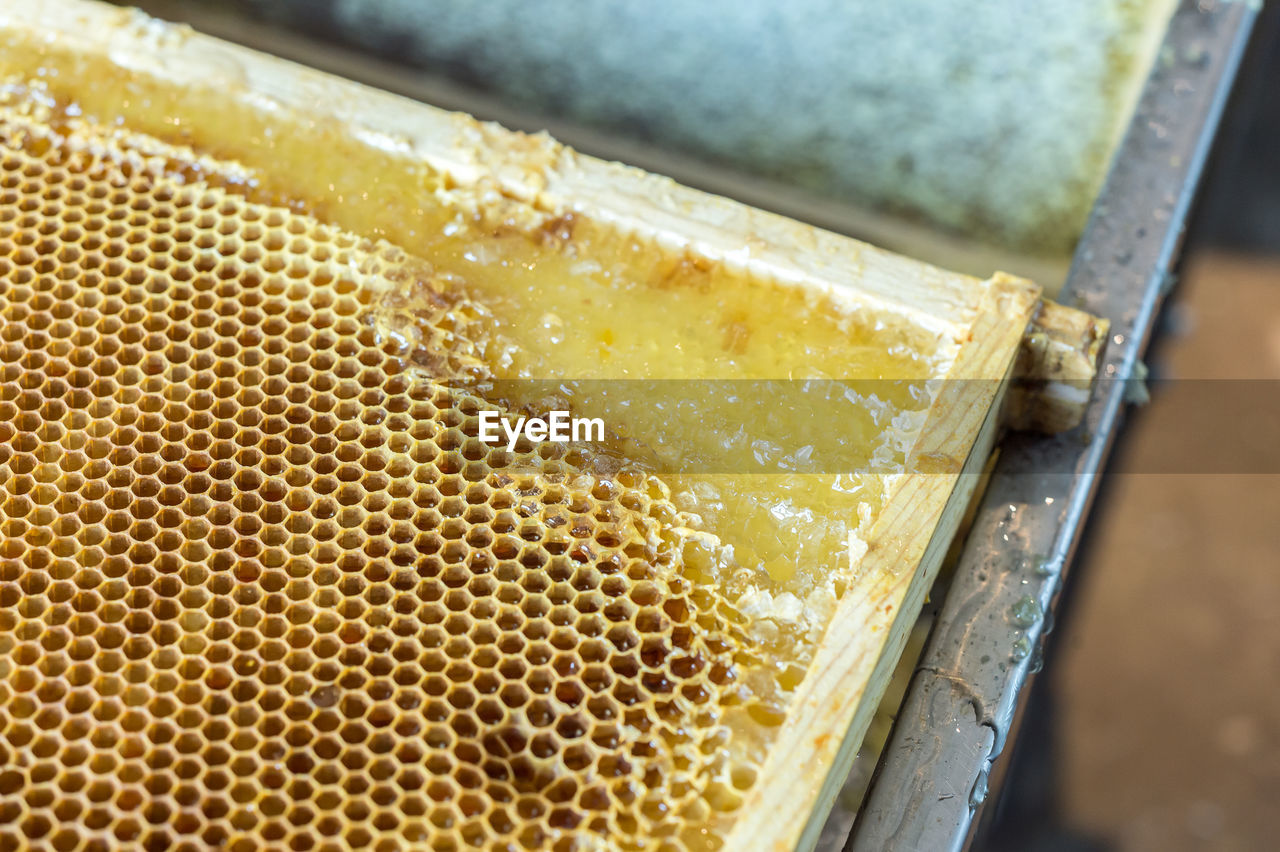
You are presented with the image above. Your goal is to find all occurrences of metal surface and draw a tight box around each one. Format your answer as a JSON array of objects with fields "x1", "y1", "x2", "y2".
[{"x1": 846, "y1": 1, "x2": 1258, "y2": 850}]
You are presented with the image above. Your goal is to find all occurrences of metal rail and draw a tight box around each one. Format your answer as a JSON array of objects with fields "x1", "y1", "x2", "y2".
[{"x1": 845, "y1": 2, "x2": 1258, "y2": 849}]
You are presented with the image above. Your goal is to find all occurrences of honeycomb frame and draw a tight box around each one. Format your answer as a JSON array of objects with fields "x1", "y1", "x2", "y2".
[
  {"x1": 0, "y1": 107, "x2": 766, "y2": 852},
  {"x1": 0, "y1": 4, "x2": 1051, "y2": 850}
]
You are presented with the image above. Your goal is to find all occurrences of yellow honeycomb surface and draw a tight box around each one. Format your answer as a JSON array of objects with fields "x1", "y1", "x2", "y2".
[{"x1": 0, "y1": 106, "x2": 775, "y2": 852}]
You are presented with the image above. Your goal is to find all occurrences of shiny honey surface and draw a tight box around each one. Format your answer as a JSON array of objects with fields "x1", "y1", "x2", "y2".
[{"x1": 0, "y1": 76, "x2": 951, "y2": 852}]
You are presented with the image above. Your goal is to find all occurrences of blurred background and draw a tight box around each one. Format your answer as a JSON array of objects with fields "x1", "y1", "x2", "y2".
[{"x1": 108, "y1": 1, "x2": 1280, "y2": 850}]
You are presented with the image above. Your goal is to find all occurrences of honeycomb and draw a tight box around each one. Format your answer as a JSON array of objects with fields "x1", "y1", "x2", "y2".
[{"x1": 0, "y1": 103, "x2": 766, "y2": 851}]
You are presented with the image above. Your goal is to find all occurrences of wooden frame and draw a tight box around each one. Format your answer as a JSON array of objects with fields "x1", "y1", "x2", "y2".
[{"x1": 0, "y1": 3, "x2": 1075, "y2": 850}]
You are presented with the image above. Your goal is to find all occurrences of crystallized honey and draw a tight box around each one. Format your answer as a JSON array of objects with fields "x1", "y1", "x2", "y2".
[{"x1": 0, "y1": 66, "x2": 954, "y2": 852}]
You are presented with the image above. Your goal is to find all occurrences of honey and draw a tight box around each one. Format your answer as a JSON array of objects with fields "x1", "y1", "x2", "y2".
[{"x1": 0, "y1": 66, "x2": 955, "y2": 852}]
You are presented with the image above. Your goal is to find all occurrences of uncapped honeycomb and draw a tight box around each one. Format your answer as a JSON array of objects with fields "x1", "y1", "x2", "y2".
[{"x1": 0, "y1": 102, "x2": 768, "y2": 851}]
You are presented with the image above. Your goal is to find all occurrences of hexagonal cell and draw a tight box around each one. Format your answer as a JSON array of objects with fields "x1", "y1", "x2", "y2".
[{"x1": 0, "y1": 91, "x2": 770, "y2": 852}]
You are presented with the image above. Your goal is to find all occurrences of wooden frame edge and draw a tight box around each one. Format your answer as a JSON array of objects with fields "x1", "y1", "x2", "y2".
[{"x1": 726, "y1": 294, "x2": 1037, "y2": 851}]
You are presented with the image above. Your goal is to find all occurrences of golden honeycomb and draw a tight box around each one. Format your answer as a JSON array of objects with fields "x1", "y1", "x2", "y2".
[{"x1": 0, "y1": 104, "x2": 768, "y2": 852}]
